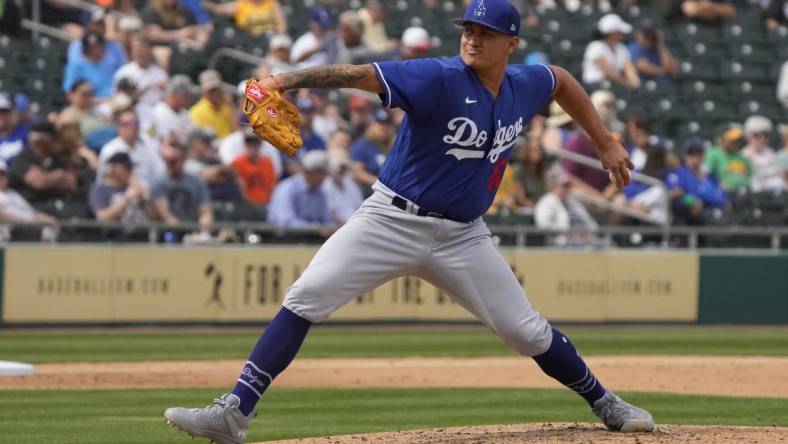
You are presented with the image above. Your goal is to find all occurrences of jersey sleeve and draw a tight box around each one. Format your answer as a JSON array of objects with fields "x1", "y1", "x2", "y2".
[
  {"x1": 372, "y1": 58, "x2": 445, "y2": 115},
  {"x1": 518, "y1": 64, "x2": 556, "y2": 110}
]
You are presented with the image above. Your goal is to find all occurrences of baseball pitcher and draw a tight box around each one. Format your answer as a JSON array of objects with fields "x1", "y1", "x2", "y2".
[{"x1": 164, "y1": 1, "x2": 651, "y2": 442}]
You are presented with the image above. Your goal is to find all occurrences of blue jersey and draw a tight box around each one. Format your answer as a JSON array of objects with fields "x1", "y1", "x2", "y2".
[
  {"x1": 666, "y1": 166, "x2": 727, "y2": 208},
  {"x1": 373, "y1": 56, "x2": 555, "y2": 222}
]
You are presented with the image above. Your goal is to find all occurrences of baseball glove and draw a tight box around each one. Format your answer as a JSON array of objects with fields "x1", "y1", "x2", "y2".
[{"x1": 242, "y1": 79, "x2": 303, "y2": 157}]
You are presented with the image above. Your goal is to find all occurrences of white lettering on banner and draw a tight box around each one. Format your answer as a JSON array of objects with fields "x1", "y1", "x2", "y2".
[{"x1": 442, "y1": 116, "x2": 523, "y2": 163}]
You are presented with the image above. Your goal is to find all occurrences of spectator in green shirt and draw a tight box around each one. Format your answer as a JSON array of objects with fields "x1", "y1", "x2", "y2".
[{"x1": 703, "y1": 125, "x2": 752, "y2": 191}]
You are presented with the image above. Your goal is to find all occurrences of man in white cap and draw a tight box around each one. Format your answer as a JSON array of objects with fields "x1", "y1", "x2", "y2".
[
  {"x1": 535, "y1": 168, "x2": 598, "y2": 246},
  {"x1": 112, "y1": 36, "x2": 169, "y2": 124},
  {"x1": 400, "y1": 26, "x2": 432, "y2": 60},
  {"x1": 742, "y1": 115, "x2": 785, "y2": 192},
  {"x1": 263, "y1": 34, "x2": 295, "y2": 75},
  {"x1": 149, "y1": 75, "x2": 196, "y2": 144},
  {"x1": 267, "y1": 150, "x2": 333, "y2": 231},
  {"x1": 582, "y1": 14, "x2": 640, "y2": 89}
]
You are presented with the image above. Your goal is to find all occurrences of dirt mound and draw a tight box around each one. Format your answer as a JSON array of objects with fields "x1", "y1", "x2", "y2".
[
  {"x1": 3, "y1": 356, "x2": 788, "y2": 399},
  {"x1": 261, "y1": 423, "x2": 788, "y2": 443}
]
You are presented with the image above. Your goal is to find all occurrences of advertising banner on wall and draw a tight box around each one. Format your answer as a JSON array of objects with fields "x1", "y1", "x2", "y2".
[{"x1": 1, "y1": 246, "x2": 699, "y2": 324}]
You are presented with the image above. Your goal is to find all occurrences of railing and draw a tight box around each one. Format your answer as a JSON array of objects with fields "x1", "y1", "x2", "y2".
[
  {"x1": 20, "y1": 19, "x2": 73, "y2": 41},
  {"x1": 487, "y1": 224, "x2": 788, "y2": 250},
  {"x1": 27, "y1": 0, "x2": 134, "y2": 41},
  {"x1": 2, "y1": 220, "x2": 787, "y2": 250},
  {"x1": 208, "y1": 47, "x2": 265, "y2": 72},
  {"x1": 547, "y1": 146, "x2": 672, "y2": 226}
]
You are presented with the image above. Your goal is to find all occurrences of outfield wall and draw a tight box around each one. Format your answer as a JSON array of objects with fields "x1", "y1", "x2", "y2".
[
  {"x1": 698, "y1": 253, "x2": 788, "y2": 324},
  {"x1": 0, "y1": 245, "x2": 784, "y2": 325}
]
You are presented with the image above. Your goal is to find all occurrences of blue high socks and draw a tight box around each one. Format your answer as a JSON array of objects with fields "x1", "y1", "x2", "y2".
[
  {"x1": 231, "y1": 307, "x2": 311, "y2": 415},
  {"x1": 532, "y1": 327, "x2": 607, "y2": 406}
]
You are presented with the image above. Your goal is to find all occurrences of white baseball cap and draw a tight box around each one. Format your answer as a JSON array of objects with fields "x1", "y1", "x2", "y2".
[
  {"x1": 598, "y1": 14, "x2": 632, "y2": 34},
  {"x1": 269, "y1": 33, "x2": 293, "y2": 50},
  {"x1": 0, "y1": 93, "x2": 12, "y2": 111},
  {"x1": 301, "y1": 150, "x2": 329, "y2": 171},
  {"x1": 744, "y1": 115, "x2": 773, "y2": 136},
  {"x1": 401, "y1": 27, "x2": 431, "y2": 50}
]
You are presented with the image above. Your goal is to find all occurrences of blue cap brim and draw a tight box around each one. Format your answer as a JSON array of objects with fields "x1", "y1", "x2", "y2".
[{"x1": 451, "y1": 18, "x2": 517, "y2": 36}]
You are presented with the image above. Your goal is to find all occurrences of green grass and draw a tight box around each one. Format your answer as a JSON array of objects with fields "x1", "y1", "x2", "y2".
[
  {"x1": 0, "y1": 388, "x2": 785, "y2": 443},
  {"x1": 2, "y1": 326, "x2": 788, "y2": 363}
]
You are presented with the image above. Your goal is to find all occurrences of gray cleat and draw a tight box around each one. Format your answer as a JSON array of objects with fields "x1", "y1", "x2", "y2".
[
  {"x1": 164, "y1": 394, "x2": 253, "y2": 444},
  {"x1": 592, "y1": 391, "x2": 655, "y2": 432}
]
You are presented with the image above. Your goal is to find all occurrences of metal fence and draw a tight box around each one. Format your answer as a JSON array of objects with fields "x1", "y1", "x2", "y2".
[{"x1": 3, "y1": 220, "x2": 788, "y2": 250}]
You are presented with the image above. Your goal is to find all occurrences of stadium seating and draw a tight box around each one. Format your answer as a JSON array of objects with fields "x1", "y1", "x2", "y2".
[
  {"x1": 1, "y1": 0, "x2": 785, "y2": 243},
  {"x1": 5, "y1": 1, "x2": 783, "y2": 145}
]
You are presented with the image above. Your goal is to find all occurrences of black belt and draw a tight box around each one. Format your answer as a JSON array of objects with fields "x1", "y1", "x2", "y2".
[{"x1": 391, "y1": 195, "x2": 446, "y2": 219}]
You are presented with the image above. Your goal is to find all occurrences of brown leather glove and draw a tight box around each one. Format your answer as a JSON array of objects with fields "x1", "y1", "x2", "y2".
[{"x1": 242, "y1": 79, "x2": 303, "y2": 157}]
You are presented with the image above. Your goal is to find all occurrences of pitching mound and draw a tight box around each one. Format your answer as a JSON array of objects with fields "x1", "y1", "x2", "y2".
[{"x1": 262, "y1": 423, "x2": 788, "y2": 443}]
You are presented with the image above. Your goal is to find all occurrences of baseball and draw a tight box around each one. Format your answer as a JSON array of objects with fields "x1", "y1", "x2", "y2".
[{"x1": 609, "y1": 169, "x2": 631, "y2": 184}]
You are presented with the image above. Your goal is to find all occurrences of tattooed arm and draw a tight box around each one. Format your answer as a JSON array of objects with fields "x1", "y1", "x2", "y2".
[{"x1": 259, "y1": 64, "x2": 383, "y2": 93}]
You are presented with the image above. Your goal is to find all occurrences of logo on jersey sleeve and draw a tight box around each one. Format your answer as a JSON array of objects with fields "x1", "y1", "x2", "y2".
[{"x1": 442, "y1": 116, "x2": 523, "y2": 163}]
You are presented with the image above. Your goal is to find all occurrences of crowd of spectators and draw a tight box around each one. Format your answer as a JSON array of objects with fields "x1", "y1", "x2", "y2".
[{"x1": 0, "y1": 0, "x2": 787, "y2": 245}]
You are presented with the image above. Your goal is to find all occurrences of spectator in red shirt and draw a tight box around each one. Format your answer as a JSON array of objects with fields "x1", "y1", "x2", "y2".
[{"x1": 231, "y1": 129, "x2": 277, "y2": 206}]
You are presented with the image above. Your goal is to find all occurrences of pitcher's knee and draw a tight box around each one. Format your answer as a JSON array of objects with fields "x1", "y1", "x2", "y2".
[
  {"x1": 282, "y1": 281, "x2": 337, "y2": 323},
  {"x1": 496, "y1": 317, "x2": 553, "y2": 356}
]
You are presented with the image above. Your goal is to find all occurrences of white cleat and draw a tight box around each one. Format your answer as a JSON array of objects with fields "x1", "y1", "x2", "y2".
[
  {"x1": 164, "y1": 394, "x2": 253, "y2": 444},
  {"x1": 592, "y1": 391, "x2": 655, "y2": 432}
]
